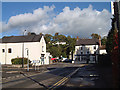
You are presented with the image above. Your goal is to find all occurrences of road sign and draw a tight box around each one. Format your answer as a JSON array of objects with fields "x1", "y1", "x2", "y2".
[{"x1": 32, "y1": 60, "x2": 40, "y2": 63}]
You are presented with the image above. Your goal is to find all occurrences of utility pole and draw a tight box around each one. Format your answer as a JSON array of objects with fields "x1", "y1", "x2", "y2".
[{"x1": 22, "y1": 30, "x2": 26, "y2": 68}]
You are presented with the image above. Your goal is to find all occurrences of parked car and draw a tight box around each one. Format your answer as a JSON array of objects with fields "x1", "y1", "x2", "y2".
[
  {"x1": 61, "y1": 58, "x2": 68, "y2": 62},
  {"x1": 62, "y1": 58, "x2": 72, "y2": 63}
]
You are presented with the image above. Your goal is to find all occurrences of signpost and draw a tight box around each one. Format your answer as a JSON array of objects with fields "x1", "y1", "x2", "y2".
[
  {"x1": 26, "y1": 48, "x2": 29, "y2": 72},
  {"x1": 33, "y1": 60, "x2": 40, "y2": 70}
]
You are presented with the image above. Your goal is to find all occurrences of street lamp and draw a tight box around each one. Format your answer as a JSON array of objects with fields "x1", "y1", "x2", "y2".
[{"x1": 22, "y1": 30, "x2": 26, "y2": 68}]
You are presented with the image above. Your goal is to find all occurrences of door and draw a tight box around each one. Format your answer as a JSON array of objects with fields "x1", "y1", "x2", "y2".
[{"x1": 41, "y1": 54, "x2": 45, "y2": 65}]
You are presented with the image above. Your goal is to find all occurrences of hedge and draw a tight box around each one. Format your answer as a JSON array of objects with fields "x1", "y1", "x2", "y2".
[{"x1": 11, "y1": 58, "x2": 31, "y2": 65}]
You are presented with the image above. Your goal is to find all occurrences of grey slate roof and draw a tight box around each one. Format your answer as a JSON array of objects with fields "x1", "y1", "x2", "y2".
[
  {"x1": 0, "y1": 35, "x2": 42, "y2": 43},
  {"x1": 76, "y1": 38, "x2": 99, "y2": 45}
]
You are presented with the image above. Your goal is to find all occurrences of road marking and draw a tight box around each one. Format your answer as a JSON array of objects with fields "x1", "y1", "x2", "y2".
[
  {"x1": 50, "y1": 77, "x2": 67, "y2": 88},
  {"x1": 55, "y1": 77, "x2": 68, "y2": 87},
  {"x1": 49, "y1": 67, "x2": 80, "y2": 90}
]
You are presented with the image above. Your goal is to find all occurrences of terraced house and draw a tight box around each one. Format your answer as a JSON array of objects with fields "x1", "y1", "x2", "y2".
[{"x1": 0, "y1": 34, "x2": 50, "y2": 65}]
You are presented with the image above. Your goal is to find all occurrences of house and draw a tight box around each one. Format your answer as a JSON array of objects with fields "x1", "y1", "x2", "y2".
[
  {"x1": 0, "y1": 34, "x2": 50, "y2": 65},
  {"x1": 52, "y1": 42, "x2": 66, "y2": 45},
  {"x1": 73, "y1": 37, "x2": 100, "y2": 64},
  {"x1": 99, "y1": 45, "x2": 107, "y2": 54}
]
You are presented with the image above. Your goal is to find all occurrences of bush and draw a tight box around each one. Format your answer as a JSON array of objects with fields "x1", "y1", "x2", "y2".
[{"x1": 11, "y1": 58, "x2": 31, "y2": 65}]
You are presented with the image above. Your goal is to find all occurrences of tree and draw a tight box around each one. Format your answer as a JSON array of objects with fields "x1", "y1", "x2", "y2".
[
  {"x1": 57, "y1": 34, "x2": 67, "y2": 42},
  {"x1": 106, "y1": 17, "x2": 117, "y2": 55},
  {"x1": 66, "y1": 36, "x2": 76, "y2": 58},
  {"x1": 91, "y1": 33, "x2": 101, "y2": 39},
  {"x1": 44, "y1": 34, "x2": 53, "y2": 44},
  {"x1": 101, "y1": 36, "x2": 107, "y2": 45},
  {"x1": 44, "y1": 33, "x2": 76, "y2": 59},
  {"x1": 53, "y1": 32, "x2": 59, "y2": 42},
  {"x1": 39, "y1": 33, "x2": 43, "y2": 36},
  {"x1": 50, "y1": 46, "x2": 62, "y2": 58}
]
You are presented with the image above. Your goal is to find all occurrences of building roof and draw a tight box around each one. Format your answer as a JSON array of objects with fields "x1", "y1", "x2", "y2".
[
  {"x1": 76, "y1": 38, "x2": 99, "y2": 45},
  {"x1": 0, "y1": 35, "x2": 42, "y2": 43},
  {"x1": 100, "y1": 45, "x2": 106, "y2": 50}
]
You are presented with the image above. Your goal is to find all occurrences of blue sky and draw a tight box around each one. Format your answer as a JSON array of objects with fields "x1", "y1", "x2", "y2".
[
  {"x1": 1, "y1": 2, "x2": 112, "y2": 38},
  {"x1": 2, "y1": 2, "x2": 111, "y2": 21}
]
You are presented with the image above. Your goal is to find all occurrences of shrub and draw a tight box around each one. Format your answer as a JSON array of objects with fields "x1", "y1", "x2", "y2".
[{"x1": 11, "y1": 58, "x2": 31, "y2": 65}]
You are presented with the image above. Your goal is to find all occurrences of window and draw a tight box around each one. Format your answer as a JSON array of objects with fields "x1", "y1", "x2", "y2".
[
  {"x1": 94, "y1": 46, "x2": 96, "y2": 50},
  {"x1": 8, "y1": 48, "x2": 12, "y2": 53},
  {"x1": 81, "y1": 52, "x2": 83, "y2": 54},
  {"x1": 41, "y1": 54, "x2": 44, "y2": 57},
  {"x1": 94, "y1": 51, "x2": 96, "y2": 54},
  {"x1": 87, "y1": 51, "x2": 89, "y2": 54},
  {"x1": 81, "y1": 47, "x2": 83, "y2": 50},
  {"x1": 42, "y1": 46, "x2": 44, "y2": 52},
  {"x1": 2, "y1": 49, "x2": 5, "y2": 53}
]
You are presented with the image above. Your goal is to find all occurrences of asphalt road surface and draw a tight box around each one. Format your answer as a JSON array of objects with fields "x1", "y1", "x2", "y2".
[
  {"x1": 2, "y1": 63, "x2": 113, "y2": 89},
  {"x1": 2, "y1": 64, "x2": 81, "y2": 89}
]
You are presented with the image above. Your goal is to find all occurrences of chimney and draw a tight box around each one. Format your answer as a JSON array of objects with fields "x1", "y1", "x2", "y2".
[
  {"x1": 99, "y1": 36, "x2": 101, "y2": 47},
  {"x1": 77, "y1": 36, "x2": 79, "y2": 41}
]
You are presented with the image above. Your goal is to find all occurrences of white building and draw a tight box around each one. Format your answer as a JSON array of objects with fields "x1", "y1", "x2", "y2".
[
  {"x1": 52, "y1": 42, "x2": 66, "y2": 45},
  {"x1": 111, "y1": 1, "x2": 114, "y2": 15},
  {"x1": 0, "y1": 34, "x2": 50, "y2": 65},
  {"x1": 99, "y1": 45, "x2": 107, "y2": 54},
  {"x1": 73, "y1": 38, "x2": 100, "y2": 64}
]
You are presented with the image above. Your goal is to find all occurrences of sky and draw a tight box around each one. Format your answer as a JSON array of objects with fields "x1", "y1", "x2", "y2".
[{"x1": 1, "y1": 2, "x2": 112, "y2": 38}]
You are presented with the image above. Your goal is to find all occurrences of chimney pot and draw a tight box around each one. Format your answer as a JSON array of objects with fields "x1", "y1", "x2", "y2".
[
  {"x1": 77, "y1": 36, "x2": 79, "y2": 41},
  {"x1": 99, "y1": 36, "x2": 101, "y2": 47}
]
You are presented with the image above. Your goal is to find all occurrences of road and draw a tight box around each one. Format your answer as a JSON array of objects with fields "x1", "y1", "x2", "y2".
[
  {"x1": 2, "y1": 63, "x2": 113, "y2": 89},
  {"x1": 59, "y1": 64, "x2": 113, "y2": 89},
  {"x1": 2, "y1": 63, "x2": 83, "y2": 89}
]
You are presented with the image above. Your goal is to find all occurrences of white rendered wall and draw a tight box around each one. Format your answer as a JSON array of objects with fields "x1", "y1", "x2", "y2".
[
  {"x1": 100, "y1": 49, "x2": 107, "y2": 54},
  {"x1": 0, "y1": 36, "x2": 49, "y2": 65},
  {"x1": 74, "y1": 45, "x2": 99, "y2": 62}
]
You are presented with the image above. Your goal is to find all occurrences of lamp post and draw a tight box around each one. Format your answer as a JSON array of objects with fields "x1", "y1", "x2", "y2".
[{"x1": 22, "y1": 30, "x2": 26, "y2": 68}]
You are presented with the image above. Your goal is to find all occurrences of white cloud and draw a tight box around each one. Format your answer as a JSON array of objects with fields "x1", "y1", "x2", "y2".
[{"x1": 2, "y1": 5, "x2": 112, "y2": 37}]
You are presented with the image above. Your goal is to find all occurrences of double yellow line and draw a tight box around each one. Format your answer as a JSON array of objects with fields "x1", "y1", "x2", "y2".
[
  {"x1": 49, "y1": 68, "x2": 80, "y2": 90},
  {"x1": 49, "y1": 77, "x2": 69, "y2": 89}
]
